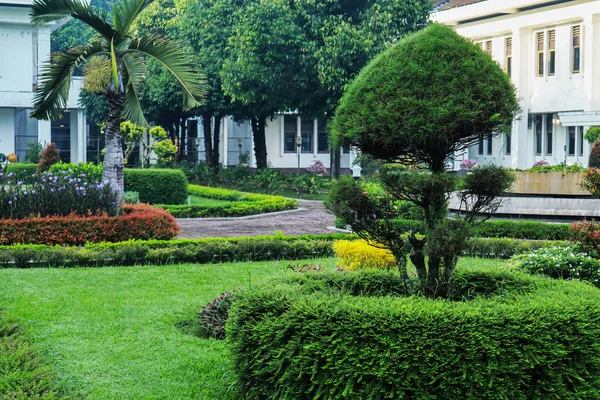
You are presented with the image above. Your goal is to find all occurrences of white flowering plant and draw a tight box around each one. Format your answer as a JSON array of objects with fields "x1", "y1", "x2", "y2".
[{"x1": 512, "y1": 246, "x2": 600, "y2": 287}]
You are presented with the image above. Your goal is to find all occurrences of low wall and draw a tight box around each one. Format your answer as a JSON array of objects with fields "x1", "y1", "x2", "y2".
[
  {"x1": 511, "y1": 172, "x2": 588, "y2": 195},
  {"x1": 449, "y1": 195, "x2": 600, "y2": 218}
]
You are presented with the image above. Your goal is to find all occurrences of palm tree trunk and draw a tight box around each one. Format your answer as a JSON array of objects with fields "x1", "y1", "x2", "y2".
[{"x1": 102, "y1": 92, "x2": 125, "y2": 206}]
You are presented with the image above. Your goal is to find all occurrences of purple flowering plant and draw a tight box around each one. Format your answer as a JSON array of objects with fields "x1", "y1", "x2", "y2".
[{"x1": 459, "y1": 159, "x2": 479, "y2": 171}]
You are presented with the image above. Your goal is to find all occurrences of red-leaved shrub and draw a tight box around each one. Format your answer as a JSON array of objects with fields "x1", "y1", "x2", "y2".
[
  {"x1": 37, "y1": 143, "x2": 61, "y2": 173},
  {"x1": 590, "y1": 142, "x2": 600, "y2": 169},
  {"x1": 0, "y1": 204, "x2": 179, "y2": 245},
  {"x1": 582, "y1": 168, "x2": 600, "y2": 198},
  {"x1": 571, "y1": 219, "x2": 600, "y2": 257}
]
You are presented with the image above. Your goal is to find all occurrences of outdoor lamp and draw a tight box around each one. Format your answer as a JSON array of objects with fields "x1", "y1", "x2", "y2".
[
  {"x1": 295, "y1": 136, "x2": 303, "y2": 176},
  {"x1": 352, "y1": 164, "x2": 362, "y2": 181}
]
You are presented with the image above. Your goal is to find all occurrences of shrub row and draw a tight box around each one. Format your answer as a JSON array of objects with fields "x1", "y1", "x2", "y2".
[
  {"x1": 162, "y1": 185, "x2": 297, "y2": 218},
  {"x1": 392, "y1": 218, "x2": 571, "y2": 240},
  {"x1": 0, "y1": 204, "x2": 179, "y2": 246},
  {"x1": 3, "y1": 163, "x2": 38, "y2": 183},
  {"x1": 228, "y1": 268, "x2": 600, "y2": 399},
  {"x1": 0, "y1": 235, "x2": 563, "y2": 268}
]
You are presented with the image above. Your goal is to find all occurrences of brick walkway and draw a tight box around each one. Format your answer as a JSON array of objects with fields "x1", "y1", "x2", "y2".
[{"x1": 176, "y1": 200, "x2": 337, "y2": 239}]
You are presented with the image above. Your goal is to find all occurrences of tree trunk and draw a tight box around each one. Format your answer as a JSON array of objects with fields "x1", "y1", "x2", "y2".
[
  {"x1": 330, "y1": 147, "x2": 341, "y2": 179},
  {"x1": 102, "y1": 91, "x2": 125, "y2": 206},
  {"x1": 251, "y1": 116, "x2": 268, "y2": 169},
  {"x1": 213, "y1": 115, "x2": 221, "y2": 166},
  {"x1": 202, "y1": 114, "x2": 214, "y2": 166}
]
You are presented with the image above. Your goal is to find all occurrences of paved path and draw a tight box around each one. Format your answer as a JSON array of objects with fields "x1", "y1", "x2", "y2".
[{"x1": 176, "y1": 200, "x2": 337, "y2": 239}]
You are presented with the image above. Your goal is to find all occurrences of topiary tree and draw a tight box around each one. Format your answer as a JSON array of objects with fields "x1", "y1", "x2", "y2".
[{"x1": 327, "y1": 24, "x2": 519, "y2": 297}]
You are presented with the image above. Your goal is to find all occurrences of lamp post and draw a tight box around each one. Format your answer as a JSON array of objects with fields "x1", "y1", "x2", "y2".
[
  {"x1": 295, "y1": 136, "x2": 303, "y2": 176},
  {"x1": 237, "y1": 138, "x2": 243, "y2": 166},
  {"x1": 351, "y1": 164, "x2": 362, "y2": 182}
]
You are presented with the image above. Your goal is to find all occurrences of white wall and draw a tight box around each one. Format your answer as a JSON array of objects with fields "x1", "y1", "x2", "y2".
[{"x1": 0, "y1": 108, "x2": 15, "y2": 155}]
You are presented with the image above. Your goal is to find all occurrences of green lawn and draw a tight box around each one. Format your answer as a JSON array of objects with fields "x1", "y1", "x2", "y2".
[
  {"x1": 188, "y1": 195, "x2": 234, "y2": 207},
  {"x1": 0, "y1": 257, "x2": 505, "y2": 399}
]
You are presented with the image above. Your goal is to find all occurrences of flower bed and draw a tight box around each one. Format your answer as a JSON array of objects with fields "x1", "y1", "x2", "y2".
[
  {"x1": 161, "y1": 185, "x2": 298, "y2": 218},
  {"x1": 0, "y1": 204, "x2": 178, "y2": 245}
]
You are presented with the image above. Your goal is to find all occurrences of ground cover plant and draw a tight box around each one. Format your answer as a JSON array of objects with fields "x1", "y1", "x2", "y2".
[{"x1": 0, "y1": 257, "x2": 361, "y2": 399}]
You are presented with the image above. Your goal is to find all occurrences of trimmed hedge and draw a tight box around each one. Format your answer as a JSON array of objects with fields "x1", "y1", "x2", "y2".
[
  {"x1": 124, "y1": 168, "x2": 188, "y2": 205},
  {"x1": 392, "y1": 219, "x2": 571, "y2": 240},
  {"x1": 0, "y1": 204, "x2": 179, "y2": 245},
  {"x1": 162, "y1": 185, "x2": 297, "y2": 218},
  {"x1": 0, "y1": 235, "x2": 563, "y2": 268},
  {"x1": 228, "y1": 268, "x2": 600, "y2": 399}
]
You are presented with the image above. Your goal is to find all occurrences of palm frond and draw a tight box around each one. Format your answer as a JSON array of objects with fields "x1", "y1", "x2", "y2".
[
  {"x1": 125, "y1": 35, "x2": 207, "y2": 110},
  {"x1": 112, "y1": 0, "x2": 155, "y2": 35},
  {"x1": 30, "y1": 0, "x2": 115, "y2": 40},
  {"x1": 31, "y1": 42, "x2": 106, "y2": 121},
  {"x1": 121, "y1": 52, "x2": 148, "y2": 126}
]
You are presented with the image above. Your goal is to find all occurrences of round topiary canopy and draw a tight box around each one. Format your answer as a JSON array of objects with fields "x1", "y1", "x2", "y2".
[{"x1": 330, "y1": 23, "x2": 519, "y2": 171}]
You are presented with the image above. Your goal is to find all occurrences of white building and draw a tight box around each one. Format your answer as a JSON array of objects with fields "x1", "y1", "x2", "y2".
[
  {"x1": 201, "y1": 116, "x2": 355, "y2": 171},
  {"x1": 432, "y1": 0, "x2": 600, "y2": 169},
  {"x1": 0, "y1": 0, "x2": 88, "y2": 163}
]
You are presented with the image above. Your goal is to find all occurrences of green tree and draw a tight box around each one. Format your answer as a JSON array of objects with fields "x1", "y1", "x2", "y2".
[
  {"x1": 327, "y1": 24, "x2": 519, "y2": 297},
  {"x1": 51, "y1": 0, "x2": 113, "y2": 53},
  {"x1": 29, "y1": 0, "x2": 206, "y2": 202}
]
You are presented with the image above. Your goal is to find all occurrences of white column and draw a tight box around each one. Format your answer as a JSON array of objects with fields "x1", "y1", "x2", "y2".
[
  {"x1": 221, "y1": 116, "x2": 228, "y2": 166},
  {"x1": 588, "y1": 14, "x2": 600, "y2": 111},
  {"x1": 0, "y1": 108, "x2": 15, "y2": 155},
  {"x1": 37, "y1": 120, "x2": 51, "y2": 145},
  {"x1": 77, "y1": 109, "x2": 87, "y2": 163},
  {"x1": 70, "y1": 110, "x2": 78, "y2": 162},
  {"x1": 515, "y1": 27, "x2": 531, "y2": 169},
  {"x1": 36, "y1": 27, "x2": 52, "y2": 146},
  {"x1": 249, "y1": 120, "x2": 255, "y2": 168}
]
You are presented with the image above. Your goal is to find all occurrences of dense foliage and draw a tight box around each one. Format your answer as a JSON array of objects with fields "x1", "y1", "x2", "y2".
[
  {"x1": 124, "y1": 168, "x2": 188, "y2": 205},
  {"x1": 0, "y1": 204, "x2": 178, "y2": 245},
  {"x1": 197, "y1": 290, "x2": 237, "y2": 340},
  {"x1": 37, "y1": 143, "x2": 61, "y2": 173},
  {"x1": 590, "y1": 143, "x2": 600, "y2": 169},
  {"x1": 581, "y1": 168, "x2": 600, "y2": 197},
  {"x1": 333, "y1": 239, "x2": 397, "y2": 270},
  {"x1": 228, "y1": 267, "x2": 600, "y2": 399},
  {"x1": 4, "y1": 163, "x2": 38, "y2": 184}
]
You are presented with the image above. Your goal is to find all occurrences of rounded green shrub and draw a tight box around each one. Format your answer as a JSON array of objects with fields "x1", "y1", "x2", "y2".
[
  {"x1": 124, "y1": 169, "x2": 188, "y2": 205},
  {"x1": 4, "y1": 163, "x2": 38, "y2": 184},
  {"x1": 228, "y1": 268, "x2": 600, "y2": 399}
]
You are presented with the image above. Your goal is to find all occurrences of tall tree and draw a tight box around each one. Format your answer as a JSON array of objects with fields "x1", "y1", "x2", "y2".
[
  {"x1": 29, "y1": 0, "x2": 206, "y2": 202},
  {"x1": 221, "y1": 0, "x2": 320, "y2": 169}
]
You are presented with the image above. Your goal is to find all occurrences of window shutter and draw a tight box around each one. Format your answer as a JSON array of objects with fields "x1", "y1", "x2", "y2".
[
  {"x1": 506, "y1": 37, "x2": 512, "y2": 57},
  {"x1": 548, "y1": 30, "x2": 555, "y2": 50}
]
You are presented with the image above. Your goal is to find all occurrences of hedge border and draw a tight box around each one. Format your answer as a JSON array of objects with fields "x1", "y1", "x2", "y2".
[
  {"x1": 0, "y1": 235, "x2": 562, "y2": 269},
  {"x1": 161, "y1": 185, "x2": 298, "y2": 218},
  {"x1": 228, "y1": 268, "x2": 600, "y2": 399}
]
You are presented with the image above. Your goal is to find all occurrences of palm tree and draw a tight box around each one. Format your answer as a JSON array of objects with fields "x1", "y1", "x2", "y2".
[{"x1": 29, "y1": 0, "x2": 206, "y2": 202}]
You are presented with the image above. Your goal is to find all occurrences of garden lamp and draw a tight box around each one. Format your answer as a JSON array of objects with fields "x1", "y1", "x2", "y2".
[
  {"x1": 352, "y1": 164, "x2": 362, "y2": 181},
  {"x1": 295, "y1": 136, "x2": 303, "y2": 176}
]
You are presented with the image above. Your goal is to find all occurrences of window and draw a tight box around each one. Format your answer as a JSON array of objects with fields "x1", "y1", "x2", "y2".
[
  {"x1": 568, "y1": 126, "x2": 576, "y2": 156},
  {"x1": 579, "y1": 126, "x2": 584, "y2": 156},
  {"x1": 486, "y1": 134, "x2": 493, "y2": 155},
  {"x1": 535, "y1": 115, "x2": 543, "y2": 155},
  {"x1": 573, "y1": 25, "x2": 581, "y2": 73},
  {"x1": 537, "y1": 31, "x2": 544, "y2": 76},
  {"x1": 300, "y1": 119, "x2": 313, "y2": 153},
  {"x1": 505, "y1": 37, "x2": 512, "y2": 77},
  {"x1": 546, "y1": 114, "x2": 553, "y2": 155},
  {"x1": 317, "y1": 119, "x2": 328, "y2": 153},
  {"x1": 478, "y1": 136, "x2": 484, "y2": 155},
  {"x1": 548, "y1": 30, "x2": 556, "y2": 76},
  {"x1": 284, "y1": 115, "x2": 297, "y2": 153},
  {"x1": 505, "y1": 133, "x2": 511, "y2": 155},
  {"x1": 485, "y1": 40, "x2": 492, "y2": 55}
]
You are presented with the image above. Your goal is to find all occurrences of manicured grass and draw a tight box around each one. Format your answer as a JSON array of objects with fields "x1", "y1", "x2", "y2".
[
  {"x1": 188, "y1": 195, "x2": 234, "y2": 207},
  {"x1": 0, "y1": 257, "x2": 505, "y2": 399}
]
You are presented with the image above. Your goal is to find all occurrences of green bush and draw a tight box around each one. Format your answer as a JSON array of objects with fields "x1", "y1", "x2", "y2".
[
  {"x1": 465, "y1": 238, "x2": 566, "y2": 259},
  {"x1": 49, "y1": 162, "x2": 103, "y2": 182},
  {"x1": 228, "y1": 268, "x2": 600, "y2": 399},
  {"x1": 162, "y1": 185, "x2": 297, "y2": 218},
  {"x1": 3, "y1": 163, "x2": 38, "y2": 184},
  {"x1": 123, "y1": 191, "x2": 140, "y2": 204},
  {"x1": 513, "y1": 246, "x2": 600, "y2": 287},
  {"x1": 334, "y1": 217, "x2": 347, "y2": 230},
  {"x1": 124, "y1": 169, "x2": 188, "y2": 205}
]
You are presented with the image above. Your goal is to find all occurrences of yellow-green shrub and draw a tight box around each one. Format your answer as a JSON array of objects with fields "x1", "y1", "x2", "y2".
[{"x1": 333, "y1": 239, "x2": 396, "y2": 270}]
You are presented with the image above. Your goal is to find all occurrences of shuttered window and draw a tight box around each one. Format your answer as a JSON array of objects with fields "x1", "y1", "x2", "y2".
[
  {"x1": 548, "y1": 30, "x2": 556, "y2": 76},
  {"x1": 572, "y1": 25, "x2": 581, "y2": 73},
  {"x1": 505, "y1": 37, "x2": 512, "y2": 77},
  {"x1": 537, "y1": 32, "x2": 544, "y2": 76}
]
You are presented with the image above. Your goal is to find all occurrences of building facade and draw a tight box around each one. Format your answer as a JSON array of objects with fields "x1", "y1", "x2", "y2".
[
  {"x1": 0, "y1": 0, "x2": 88, "y2": 163},
  {"x1": 432, "y1": 0, "x2": 600, "y2": 169}
]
